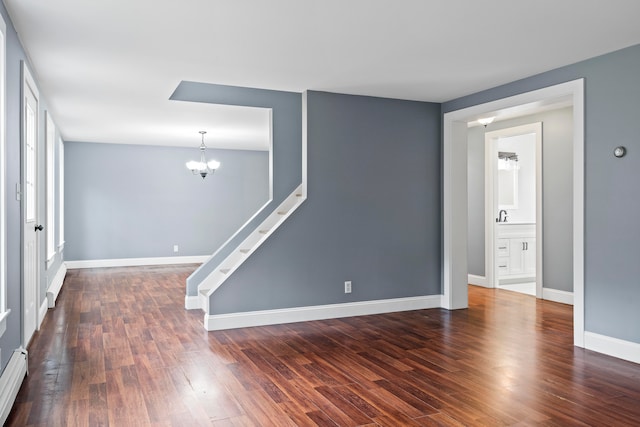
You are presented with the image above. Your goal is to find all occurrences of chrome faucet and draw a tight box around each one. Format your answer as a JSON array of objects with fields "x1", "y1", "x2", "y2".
[{"x1": 498, "y1": 210, "x2": 508, "y2": 223}]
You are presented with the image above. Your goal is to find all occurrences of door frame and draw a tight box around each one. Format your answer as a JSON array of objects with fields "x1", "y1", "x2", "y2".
[
  {"x1": 443, "y1": 79, "x2": 585, "y2": 348},
  {"x1": 21, "y1": 61, "x2": 40, "y2": 347},
  {"x1": 485, "y1": 123, "x2": 543, "y2": 297}
]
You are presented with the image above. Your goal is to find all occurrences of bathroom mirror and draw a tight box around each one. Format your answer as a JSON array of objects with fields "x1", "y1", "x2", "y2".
[{"x1": 498, "y1": 151, "x2": 519, "y2": 209}]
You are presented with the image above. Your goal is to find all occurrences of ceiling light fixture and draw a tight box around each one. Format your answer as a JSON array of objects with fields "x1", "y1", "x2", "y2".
[
  {"x1": 186, "y1": 131, "x2": 221, "y2": 179},
  {"x1": 478, "y1": 117, "x2": 495, "y2": 127}
]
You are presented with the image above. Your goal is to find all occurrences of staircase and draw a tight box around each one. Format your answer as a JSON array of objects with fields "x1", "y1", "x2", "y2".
[{"x1": 197, "y1": 185, "x2": 306, "y2": 313}]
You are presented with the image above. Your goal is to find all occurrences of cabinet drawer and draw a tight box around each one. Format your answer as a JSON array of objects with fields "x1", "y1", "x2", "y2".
[
  {"x1": 497, "y1": 257, "x2": 509, "y2": 275},
  {"x1": 496, "y1": 239, "x2": 510, "y2": 257}
]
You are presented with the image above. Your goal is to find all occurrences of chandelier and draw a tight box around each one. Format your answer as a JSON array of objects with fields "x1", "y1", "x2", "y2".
[{"x1": 186, "y1": 131, "x2": 221, "y2": 179}]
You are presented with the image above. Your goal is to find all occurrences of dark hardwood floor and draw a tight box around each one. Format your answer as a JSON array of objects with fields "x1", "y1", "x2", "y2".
[{"x1": 6, "y1": 265, "x2": 640, "y2": 426}]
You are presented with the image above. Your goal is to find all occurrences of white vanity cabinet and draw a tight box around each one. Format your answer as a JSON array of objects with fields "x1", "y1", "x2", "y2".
[{"x1": 496, "y1": 224, "x2": 536, "y2": 281}]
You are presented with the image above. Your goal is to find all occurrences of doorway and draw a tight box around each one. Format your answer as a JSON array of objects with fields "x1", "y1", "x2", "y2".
[
  {"x1": 485, "y1": 123, "x2": 542, "y2": 298},
  {"x1": 443, "y1": 79, "x2": 585, "y2": 347}
]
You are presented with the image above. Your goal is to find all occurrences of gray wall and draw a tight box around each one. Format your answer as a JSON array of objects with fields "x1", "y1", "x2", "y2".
[
  {"x1": 467, "y1": 107, "x2": 574, "y2": 292},
  {"x1": 210, "y1": 91, "x2": 441, "y2": 314},
  {"x1": 445, "y1": 44, "x2": 640, "y2": 343},
  {"x1": 64, "y1": 142, "x2": 269, "y2": 260}
]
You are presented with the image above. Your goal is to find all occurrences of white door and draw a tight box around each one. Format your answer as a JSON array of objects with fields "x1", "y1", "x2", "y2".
[{"x1": 22, "y1": 63, "x2": 40, "y2": 346}]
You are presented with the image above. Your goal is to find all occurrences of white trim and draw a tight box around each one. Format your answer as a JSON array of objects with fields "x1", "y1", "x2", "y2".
[
  {"x1": 184, "y1": 295, "x2": 200, "y2": 310},
  {"x1": 301, "y1": 91, "x2": 308, "y2": 196},
  {"x1": 484, "y1": 132, "x2": 496, "y2": 290},
  {"x1": 584, "y1": 332, "x2": 640, "y2": 365},
  {"x1": 22, "y1": 61, "x2": 38, "y2": 99},
  {"x1": 46, "y1": 262, "x2": 67, "y2": 308},
  {"x1": 468, "y1": 274, "x2": 488, "y2": 287},
  {"x1": 0, "y1": 349, "x2": 28, "y2": 426},
  {"x1": 204, "y1": 295, "x2": 442, "y2": 331},
  {"x1": 0, "y1": 309, "x2": 9, "y2": 338},
  {"x1": 0, "y1": 13, "x2": 7, "y2": 331},
  {"x1": 443, "y1": 79, "x2": 585, "y2": 347},
  {"x1": 572, "y1": 81, "x2": 585, "y2": 348},
  {"x1": 268, "y1": 108, "x2": 273, "y2": 199},
  {"x1": 542, "y1": 288, "x2": 573, "y2": 305},
  {"x1": 66, "y1": 255, "x2": 208, "y2": 269},
  {"x1": 57, "y1": 139, "x2": 64, "y2": 248},
  {"x1": 535, "y1": 124, "x2": 543, "y2": 298},
  {"x1": 45, "y1": 254, "x2": 56, "y2": 271},
  {"x1": 38, "y1": 298, "x2": 47, "y2": 329},
  {"x1": 45, "y1": 112, "x2": 56, "y2": 262}
]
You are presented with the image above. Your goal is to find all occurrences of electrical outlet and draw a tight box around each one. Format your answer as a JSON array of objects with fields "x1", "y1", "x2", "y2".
[
  {"x1": 173, "y1": 245, "x2": 179, "y2": 253},
  {"x1": 344, "y1": 281, "x2": 352, "y2": 294}
]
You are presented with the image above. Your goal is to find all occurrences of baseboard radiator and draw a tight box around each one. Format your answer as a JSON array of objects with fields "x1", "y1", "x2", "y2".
[{"x1": 0, "y1": 348, "x2": 28, "y2": 425}]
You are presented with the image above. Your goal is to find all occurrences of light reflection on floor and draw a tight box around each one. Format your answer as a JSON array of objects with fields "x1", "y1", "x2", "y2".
[{"x1": 498, "y1": 281, "x2": 536, "y2": 296}]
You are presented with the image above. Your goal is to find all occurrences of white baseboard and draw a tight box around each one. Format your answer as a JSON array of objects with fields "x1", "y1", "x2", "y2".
[
  {"x1": 584, "y1": 331, "x2": 640, "y2": 365},
  {"x1": 468, "y1": 274, "x2": 489, "y2": 287},
  {"x1": 0, "y1": 349, "x2": 28, "y2": 426},
  {"x1": 542, "y1": 288, "x2": 573, "y2": 305},
  {"x1": 38, "y1": 299, "x2": 48, "y2": 329},
  {"x1": 66, "y1": 255, "x2": 209, "y2": 269},
  {"x1": 205, "y1": 295, "x2": 443, "y2": 331},
  {"x1": 185, "y1": 295, "x2": 200, "y2": 310},
  {"x1": 47, "y1": 262, "x2": 67, "y2": 308}
]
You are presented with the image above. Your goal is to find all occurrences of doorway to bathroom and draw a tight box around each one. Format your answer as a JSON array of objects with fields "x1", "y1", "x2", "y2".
[
  {"x1": 484, "y1": 123, "x2": 542, "y2": 297},
  {"x1": 444, "y1": 79, "x2": 584, "y2": 346}
]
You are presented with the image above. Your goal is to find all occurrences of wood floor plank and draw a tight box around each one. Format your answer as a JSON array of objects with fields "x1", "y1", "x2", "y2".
[
  {"x1": 7, "y1": 267, "x2": 640, "y2": 426},
  {"x1": 314, "y1": 385, "x2": 373, "y2": 426},
  {"x1": 298, "y1": 386, "x2": 370, "y2": 427}
]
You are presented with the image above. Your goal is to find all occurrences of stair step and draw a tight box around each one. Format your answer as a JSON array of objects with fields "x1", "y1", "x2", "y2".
[
  {"x1": 239, "y1": 249, "x2": 250, "y2": 254},
  {"x1": 259, "y1": 229, "x2": 269, "y2": 234},
  {"x1": 220, "y1": 268, "x2": 230, "y2": 274},
  {"x1": 277, "y1": 211, "x2": 287, "y2": 215},
  {"x1": 199, "y1": 289, "x2": 209, "y2": 297},
  {"x1": 296, "y1": 193, "x2": 303, "y2": 197}
]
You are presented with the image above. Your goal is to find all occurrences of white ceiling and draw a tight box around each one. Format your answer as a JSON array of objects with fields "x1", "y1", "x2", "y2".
[{"x1": 4, "y1": 0, "x2": 640, "y2": 150}]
